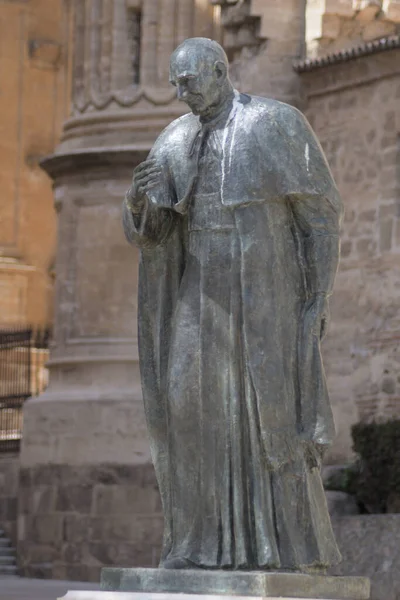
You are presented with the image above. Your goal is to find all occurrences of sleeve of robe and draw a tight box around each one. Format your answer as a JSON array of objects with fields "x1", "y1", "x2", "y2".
[
  {"x1": 121, "y1": 133, "x2": 186, "y2": 558},
  {"x1": 289, "y1": 194, "x2": 341, "y2": 297},
  {"x1": 122, "y1": 138, "x2": 180, "y2": 249},
  {"x1": 122, "y1": 194, "x2": 176, "y2": 249},
  {"x1": 273, "y1": 103, "x2": 344, "y2": 296},
  {"x1": 273, "y1": 104, "x2": 344, "y2": 449}
]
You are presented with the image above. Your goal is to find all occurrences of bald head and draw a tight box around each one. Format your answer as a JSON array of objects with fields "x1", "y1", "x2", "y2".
[
  {"x1": 169, "y1": 38, "x2": 233, "y2": 118},
  {"x1": 171, "y1": 38, "x2": 229, "y2": 75}
]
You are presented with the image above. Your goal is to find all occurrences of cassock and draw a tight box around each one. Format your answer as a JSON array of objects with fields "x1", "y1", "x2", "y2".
[{"x1": 123, "y1": 92, "x2": 343, "y2": 570}]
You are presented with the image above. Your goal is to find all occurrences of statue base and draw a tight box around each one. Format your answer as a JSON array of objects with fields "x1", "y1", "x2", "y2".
[
  {"x1": 59, "y1": 568, "x2": 370, "y2": 600},
  {"x1": 101, "y1": 568, "x2": 369, "y2": 598}
]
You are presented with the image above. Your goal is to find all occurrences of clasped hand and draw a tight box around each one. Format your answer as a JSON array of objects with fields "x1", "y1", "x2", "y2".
[{"x1": 127, "y1": 159, "x2": 163, "y2": 213}]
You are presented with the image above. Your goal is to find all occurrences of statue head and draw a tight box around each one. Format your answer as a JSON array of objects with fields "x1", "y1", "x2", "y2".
[{"x1": 169, "y1": 38, "x2": 233, "y2": 118}]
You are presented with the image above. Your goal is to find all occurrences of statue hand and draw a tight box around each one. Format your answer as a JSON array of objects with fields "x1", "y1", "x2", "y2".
[
  {"x1": 303, "y1": 440, "x2": 327, "y2": 469},
  {"x1": 303, "y1": 293, "x2": 330, "y2": 340},
  {"x1": 127, "y1": 159, "x2": 163, "y2": 214}
]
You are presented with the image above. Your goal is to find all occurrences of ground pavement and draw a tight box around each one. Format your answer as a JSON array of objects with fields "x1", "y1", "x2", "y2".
[{"x1": 0, "y1": 576, "x2": 100, "y2": 600}]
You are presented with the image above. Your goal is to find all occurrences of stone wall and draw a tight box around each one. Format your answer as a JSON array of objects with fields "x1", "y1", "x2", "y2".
[
  {"x1": 299, "y1": 48, "x2": 400, "y2": 461},
  {"x1": 331, "y1": 515, "x2": 400, "y2": 600},
  {"x1": 0, "y1": 455, "x2": 19, "y2": 544},
  {"x1": 17, "y1": 463, "x2": 163, "y2": 582},
  {"x1": 0, "y1": 0, "x2": 72, "y2": 327}
]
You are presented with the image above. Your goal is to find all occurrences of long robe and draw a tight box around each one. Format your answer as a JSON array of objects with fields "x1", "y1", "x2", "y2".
[{"x1": 123, "y1": 93, "x2": 343, "y2": 570}]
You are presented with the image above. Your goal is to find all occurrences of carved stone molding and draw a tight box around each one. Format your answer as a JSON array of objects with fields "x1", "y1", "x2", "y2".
[
  {"x1": 72, "y1": 0, "x2": 219, "y2": 114},
  {"x1": 73, "y1": 85, "x2": 177, "y2": 113},
  {"x1": 58, "y1": 99, "x2": 187, "y2": 152},
  {"x1": 295, "y1": 34, "x2": 400, "y2": 72},
  {"x1": 40, "y1": 146, "x2": 145, "y2": 180}
]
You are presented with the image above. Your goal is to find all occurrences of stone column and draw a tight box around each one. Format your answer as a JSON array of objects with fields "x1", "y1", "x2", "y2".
[
  {"x1": 157, "y1": 0, "x2": 177, "y2": 85},
  {"x1": 110, "y1": 0, "x2": 132, "y2": 89},
  {"x1": 18, "y1": 0, "x2": 218, "y2": 583},
  {"x1": 176, "y1": 0, "x2": 195, "y2": 44},
  {"x1": 140, "y1": 0, "x2": 159, "y2": 87}
]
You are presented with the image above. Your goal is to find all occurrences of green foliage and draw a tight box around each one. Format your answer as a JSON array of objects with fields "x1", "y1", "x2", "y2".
[
  {"x1": 324, "y1": 463, "x2": 359, "y2": 495},
  {"x1": 351, "y1": 420, "x2": 400, "y2": 513},
  {"x1": 324, "y1": 420, "x2": 400, "y2": 513}
]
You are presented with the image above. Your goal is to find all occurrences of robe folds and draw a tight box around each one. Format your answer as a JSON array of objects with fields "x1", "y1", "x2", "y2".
[{"x1": 123, "y1": 94, "x2": 344, "y2": 570}]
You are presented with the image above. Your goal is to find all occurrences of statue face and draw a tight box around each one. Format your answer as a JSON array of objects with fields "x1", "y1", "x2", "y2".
[{"x1": 169, "y1": 49, "x2": 225, "y2": 116}]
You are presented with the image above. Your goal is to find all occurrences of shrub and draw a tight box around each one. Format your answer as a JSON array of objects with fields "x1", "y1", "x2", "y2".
[
  {"x1": 324, "y1": 420, "x2": 400, "y2": 513},
  {"x1": 351, "y1": 420, "x2": 400, "y2": 513}
]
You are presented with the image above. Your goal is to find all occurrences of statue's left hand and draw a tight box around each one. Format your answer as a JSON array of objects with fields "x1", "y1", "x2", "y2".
[{"x1": 303, "y1": 293, "x2": 330, "y2": 340}]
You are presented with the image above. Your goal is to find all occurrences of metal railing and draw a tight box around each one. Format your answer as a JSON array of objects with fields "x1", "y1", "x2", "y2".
[{"x1": 0, "y1": 328, "x2": 50, "y2": 453}]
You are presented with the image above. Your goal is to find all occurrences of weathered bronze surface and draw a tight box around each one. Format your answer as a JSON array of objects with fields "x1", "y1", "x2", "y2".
[{"x1": 122, "y1": 38, "x2": 344, "y2": 571}]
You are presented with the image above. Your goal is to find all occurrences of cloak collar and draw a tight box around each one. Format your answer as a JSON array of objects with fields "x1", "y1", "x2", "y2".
[{"x1": 175, "y1": 91, "x2": 244, "y2": 214}]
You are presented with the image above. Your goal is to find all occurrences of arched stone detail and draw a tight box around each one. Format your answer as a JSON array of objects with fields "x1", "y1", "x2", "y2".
[{"x1": 72, "y1": 0, "x2": 220, "y2": 114}]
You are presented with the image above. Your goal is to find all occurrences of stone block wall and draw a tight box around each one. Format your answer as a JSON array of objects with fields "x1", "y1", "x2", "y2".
[
  {"x1": 17, "y1": 464, "x2": 163, "y2": 581},
  {"x1": 0, "y1": 455, "x2": 19, "y2": 544},
  {"x1": 331, "y1": 515, "x2": 400, "y2": 600},
  {"x1": 299, "y1": 48, "x2": 400, "y2": 461}
]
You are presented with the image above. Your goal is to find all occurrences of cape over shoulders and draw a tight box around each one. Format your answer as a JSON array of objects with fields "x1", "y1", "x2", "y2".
[{"x1": 149, "y1": 94, "x2": 309, "y2": 159}]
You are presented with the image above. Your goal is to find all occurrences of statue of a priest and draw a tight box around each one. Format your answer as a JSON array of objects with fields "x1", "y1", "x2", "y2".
[{"x1": 123, "y1": 37, "x2": 343, "y2": 572}]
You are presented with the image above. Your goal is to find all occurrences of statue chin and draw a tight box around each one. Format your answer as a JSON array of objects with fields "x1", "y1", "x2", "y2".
[
  {"x1": 187, "y1": 103, "x2": 202, "y2": 115},
  {"x1": 183, "y1": 99, "x2": 208, "y2": 116}
]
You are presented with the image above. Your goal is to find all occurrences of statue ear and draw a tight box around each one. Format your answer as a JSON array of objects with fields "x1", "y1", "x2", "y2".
[{"x1": 214, "y1": 60, "x2": 227, "y2": 84}]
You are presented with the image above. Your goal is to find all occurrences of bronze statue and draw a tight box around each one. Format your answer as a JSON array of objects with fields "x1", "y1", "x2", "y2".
[{"x1": 123, "y1": 38, "x2": 343, "y2": 572}]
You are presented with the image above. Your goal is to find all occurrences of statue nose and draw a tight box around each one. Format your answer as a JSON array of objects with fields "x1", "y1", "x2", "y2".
[{"x1": 177, "y1": 87, "x2": 188, "y2": 100}]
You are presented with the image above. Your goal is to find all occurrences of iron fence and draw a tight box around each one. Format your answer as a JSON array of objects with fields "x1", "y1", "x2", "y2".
[{"x1": 0, "y1": 328, "x2": 50, "y2": 453}]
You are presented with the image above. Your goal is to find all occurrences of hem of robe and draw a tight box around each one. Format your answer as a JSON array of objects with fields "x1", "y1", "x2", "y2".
[{"x1": 159, "y1": 462, "x2": 342, "y2": 571}]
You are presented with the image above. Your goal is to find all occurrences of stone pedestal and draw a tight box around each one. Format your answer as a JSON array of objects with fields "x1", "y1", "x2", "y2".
[
  {"x1": 60, "y1": 570, "x2": 370, "y2": 600},
  {"x1": 99, "y1": 569, "x2": 369, "y2": 599},
  {"x1": 61, "y1": 595, "x2": 362, "y2": 600}
]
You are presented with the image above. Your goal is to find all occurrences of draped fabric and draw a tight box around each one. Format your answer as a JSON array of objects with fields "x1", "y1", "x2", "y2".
[{"x1": 122, "y1": 94, "x2": 343, "y2": 570}]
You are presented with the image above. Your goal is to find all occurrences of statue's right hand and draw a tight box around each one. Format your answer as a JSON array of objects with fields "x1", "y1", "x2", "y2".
[{"x1": 127, "y1": 159, "x2": 163, "y2": 213}]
